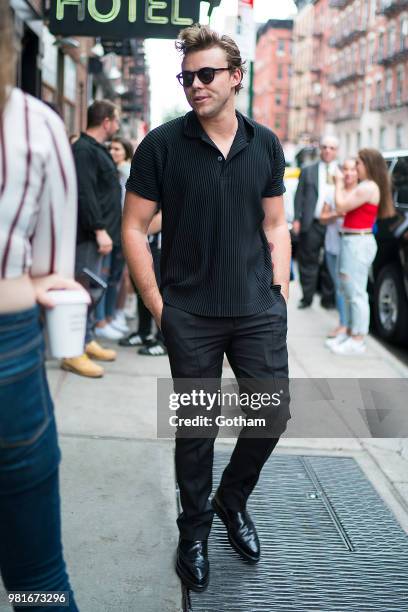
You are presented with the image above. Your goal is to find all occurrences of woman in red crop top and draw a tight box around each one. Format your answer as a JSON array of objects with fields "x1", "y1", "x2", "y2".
[{"x1": 330, "y1": 149, "x2": 394, "y2": 355}]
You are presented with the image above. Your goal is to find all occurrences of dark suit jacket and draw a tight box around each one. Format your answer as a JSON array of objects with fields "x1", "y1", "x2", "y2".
[{"x1": 294, "y1": 162, "x2": 320, "y2": 233}]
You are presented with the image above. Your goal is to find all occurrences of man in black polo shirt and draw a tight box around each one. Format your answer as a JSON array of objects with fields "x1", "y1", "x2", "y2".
[{"x1": 123, "y1": 25, "x2": 291, "y2": 592}]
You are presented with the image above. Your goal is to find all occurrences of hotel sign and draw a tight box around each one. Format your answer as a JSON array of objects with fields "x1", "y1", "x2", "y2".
[{"x1": 49, "y1": 0, "x2": 201, "y2": 39}]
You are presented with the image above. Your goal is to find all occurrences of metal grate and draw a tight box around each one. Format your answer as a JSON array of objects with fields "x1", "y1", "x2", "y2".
[{"x1": 185, "y1": 452, "x2": 408, "y2": 612}]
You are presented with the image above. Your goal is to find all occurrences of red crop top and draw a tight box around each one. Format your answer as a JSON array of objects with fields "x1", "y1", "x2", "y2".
[{"x1": 343, "y1": 203, "x2": 378, "y2": 231}]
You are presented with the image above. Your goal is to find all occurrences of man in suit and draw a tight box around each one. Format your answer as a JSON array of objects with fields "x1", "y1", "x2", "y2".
[{"x1": 293, "y1": 136, "x2": 339, "y2": 309}]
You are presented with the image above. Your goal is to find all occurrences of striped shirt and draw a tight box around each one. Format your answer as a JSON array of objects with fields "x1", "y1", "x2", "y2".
[
  {"x1": 0, "y1": 88, "x2": 77, "y2": 279},
  {"x1": 126, "y1": 110, "x2": 286, "y2": 317}
]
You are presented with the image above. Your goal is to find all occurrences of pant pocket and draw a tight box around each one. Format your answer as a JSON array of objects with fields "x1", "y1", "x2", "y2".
[{"x1": 0, "y1": 351, "x2": 52, "y2": 448}]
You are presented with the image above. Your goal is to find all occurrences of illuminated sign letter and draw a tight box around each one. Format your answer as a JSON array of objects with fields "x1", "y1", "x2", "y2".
[
  {"x1": 56, "y1": 0, "x2": 85, "y2": 21},
  {"x1": 145, "y1": 0, "x2": 168, "y2": 24},
  {"x1": 129, "y1": 0, "x2": 137, "y2": 22},
  {"x1": 171, "y1": 0, "x2": 193, "y2": 26},
  {"x1": 88, "y1": 0, "x2": 121, "y2": 23}
]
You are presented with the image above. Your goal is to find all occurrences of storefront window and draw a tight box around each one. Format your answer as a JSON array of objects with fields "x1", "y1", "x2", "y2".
[{"x1": 42, "y1": 28, "x2": 57, "y2": 90}]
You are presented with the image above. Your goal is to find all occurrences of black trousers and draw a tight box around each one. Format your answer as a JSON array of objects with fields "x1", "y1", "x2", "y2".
[
  {"x1": 298, "y1": 220, "x2": 333, "y2": 305},
  {"x1": 161, "y1": 289, "x2": 289, "y2": 540}
]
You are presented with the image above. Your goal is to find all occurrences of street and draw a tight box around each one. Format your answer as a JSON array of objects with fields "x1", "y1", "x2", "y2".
[{"x1": 2, "y1": 278, "x2": 407, "y2": 612}]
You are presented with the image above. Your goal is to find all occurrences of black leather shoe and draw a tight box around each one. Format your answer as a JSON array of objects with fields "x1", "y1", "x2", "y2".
[
  {"x1": 212, "y1": 492, "x2": 260, "y2": 564},
  {"x1": 297, "y1": 299, "x2": 312, "y2": 309},
  {"x1": 176, "y1": 539, "x2": 209, "y2": 592}
]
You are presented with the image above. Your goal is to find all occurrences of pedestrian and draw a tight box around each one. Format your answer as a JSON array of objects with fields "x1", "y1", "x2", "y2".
[
  {"x1": 62, "y1": 100, "x2": 122, "y2": 377},
  {"x1": 0, "y1": 2, "x2": 80, "y2": 606},
  {"x1": 99, "y1": 136, "x2": 135, "y2": 336},
  {"x1": 93, "y1": 137, "x2": 133, "y2": 339},
  {"x1": 123, "y1": 24, "x2": 291, "y2": 592},
  {"x1": 293, "y1": 136, "x2": 338, "y2": 309},
  {"x1": 321, "y1": 158, "x2": 358, "y2": 345},
  {"x1": 330, "y1": 148, "x2": 394, "y2": 355}
]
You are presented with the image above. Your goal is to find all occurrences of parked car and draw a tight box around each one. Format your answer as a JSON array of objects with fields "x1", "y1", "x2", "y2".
[{"x1": 370, "y1": 150, "x2": 408, "y2": 346}]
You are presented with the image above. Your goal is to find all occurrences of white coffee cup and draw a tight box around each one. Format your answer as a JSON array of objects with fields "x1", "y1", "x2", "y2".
[{"x1": 45, "y1": 289, "x2": 91, "y2": 359}]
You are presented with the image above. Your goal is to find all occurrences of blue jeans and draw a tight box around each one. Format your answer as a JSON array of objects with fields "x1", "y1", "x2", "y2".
[
  {"x1": 325, "y1": 251, "x2": 347, "y2": 327},
  {"x1": 95, "y1": 245, "x2": 125, "y2": 322},
  {"x1": 339, "y1": 234, "x2": 378, "y2": 335},
  {"x1": 0, "y1": 307, "x2": 78, "y2": 611}
]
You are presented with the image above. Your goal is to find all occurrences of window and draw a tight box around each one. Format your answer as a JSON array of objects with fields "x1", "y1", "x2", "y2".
[
  {"x1": 376, "y1": 79, "x2": 383, "y2": 107},
  {"x1": 275, "y1": 93, "x2": 282, "y2": 105},
  {"x1": 277, "y1": 64, "x2": 283, "y2": 80},
  {"x1": 388, "y1": 24, "x2": 396, "y2": 57},
  {"x1": 368, "y1": 127, "x2": 373, "y2": 146},
  {"x1": 401, "y1": 17, "x2": 408, "y2": 50},
  {"x1": 359, "y1": 39, "x2": 366, "y2": 72},
  {"x1": 369, "y1": 37, "x2": 375, "y2": 65},
  {"x1": 396, "y1": 124, "x2": 404, "y2": 148},
  {"x1": 275, "y1": 115, "x2": 282, "y2": 129},
  {"x1": 380, "y1": 126, "x2": 386, "y2": 150},
  {"x1": 357, "y1": 83, "x2": 364, "y2": 112},
  {"x1": 383, "y1": 69, "x2": 393, "y2": 107},
  {"x1": 378, "y1": 33, "x2": 384, "y2": 61},
  {"x1": 277, "y1": 39, "x2": 285, "y2": 54},
  {"x1": 396, "y1": 65, "x2": 404, "y2": 103}
]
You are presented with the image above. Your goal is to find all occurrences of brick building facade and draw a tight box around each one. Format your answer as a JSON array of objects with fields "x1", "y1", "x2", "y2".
[
  {"x1": 285, "y1": 0, "x2": 408, "y2": 157},
  {"x1": 253, "y1": 19, "x2": 293, "y2": 144}
]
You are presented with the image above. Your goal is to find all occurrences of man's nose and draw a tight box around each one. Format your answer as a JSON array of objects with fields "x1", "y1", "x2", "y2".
[{"x1": 191, "y1": 73, "x2": 203, "y2": 88}]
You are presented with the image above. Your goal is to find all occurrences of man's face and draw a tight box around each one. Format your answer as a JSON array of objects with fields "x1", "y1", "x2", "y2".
[
  {"x1": 320, "y1": 140, "x2": 338, "y2": 163},
  {"x1": 104, "y1": 111, "x2": 120, "y2": 140},
  {"x1": 181, "y1": 46, "x2": 241, "y2": 119}
]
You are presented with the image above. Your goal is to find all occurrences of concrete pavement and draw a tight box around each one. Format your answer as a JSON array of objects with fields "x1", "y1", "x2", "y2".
[{"x1": 1, "y1": 278, "x2": 408, "y2": 611}]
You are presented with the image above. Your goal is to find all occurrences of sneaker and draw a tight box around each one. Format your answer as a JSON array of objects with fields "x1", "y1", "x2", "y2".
[
  {"x1": 110, "y1": 311, "x2": 129, "y2": 334},
  {"x1": 61, "y1": 354, "x2": 104, "y2": 378},
  {"x1": 325, "y1": 333, "x2": 348, "y2": 349},
  {"x1": 331, "y1": 337, "x2": 366, "y2": 355},
  {"x1": 86, "y1": 340, "x2": 117, "y2": 362},
  {"x1": 119, "y1": 332, "x2": 153, "y2": 347},
  {"x1": 124, "y1": 294, "x2": 137, "y2": 319},
  {"x1": 95, "y1": 323, "x2": 124, "y2": 341},
  {"x1": 138, "y1": 341, "x2": 167, "y2": 356}
]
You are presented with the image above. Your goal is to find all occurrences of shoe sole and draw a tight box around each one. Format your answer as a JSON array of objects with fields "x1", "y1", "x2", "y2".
[
  {"x1": 175, "y1": 558, "x2": 209, "y2": 593},
  {"x1": 86, "y1": 354, "x2": 116, "y2": 362},
  {"x1": 211, "y1": 498, "x2": 260, "y2": 564},
  {"x1": 60, "y1": 363, "x2": 104, "y2": 378}
]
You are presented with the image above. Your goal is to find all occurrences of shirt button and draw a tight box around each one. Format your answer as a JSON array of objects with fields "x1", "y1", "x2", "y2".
[{"x1": 217, "y1": 155, "x2": 223, "y2": 162}]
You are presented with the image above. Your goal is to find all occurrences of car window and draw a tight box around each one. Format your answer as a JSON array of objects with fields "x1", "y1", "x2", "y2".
[{"x1": 391, "y1": 156, "x2": 408, "y2": 209}]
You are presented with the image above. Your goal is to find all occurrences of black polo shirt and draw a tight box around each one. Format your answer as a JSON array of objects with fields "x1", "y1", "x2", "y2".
[{"x1": 126, "y1": 111, "x2": 285, "y2": 317}]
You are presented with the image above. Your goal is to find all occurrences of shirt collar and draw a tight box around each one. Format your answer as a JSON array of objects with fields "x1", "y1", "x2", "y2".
[
  {"x1": 81, "y1": 132, "x2": 109, "y2": 151},
  {"x1": 183, "y1": 110, "x2": 254, "y2": 143}
]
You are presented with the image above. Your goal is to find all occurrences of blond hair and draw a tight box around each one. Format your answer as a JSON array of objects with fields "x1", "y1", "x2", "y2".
[
  {"x1": 175, "y1": 24, "x2": 246, "y2": 94},
  {"x1": 0, "y1": 0, "x2": 14, "y2": 114}
]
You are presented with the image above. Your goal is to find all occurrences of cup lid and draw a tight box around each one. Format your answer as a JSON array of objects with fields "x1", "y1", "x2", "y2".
[{"x1": 46, "y1": 289, "x2": 91, "y2": 305}]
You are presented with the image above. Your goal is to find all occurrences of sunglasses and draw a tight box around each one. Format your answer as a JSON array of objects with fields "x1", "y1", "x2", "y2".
[{"x1": 176, "y1": 66, "x2": 230, "y2": 88}]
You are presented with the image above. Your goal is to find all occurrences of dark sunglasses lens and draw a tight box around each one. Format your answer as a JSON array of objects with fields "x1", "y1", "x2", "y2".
[
  {"x1": 197, "y1": 68, "x2": 215, "y2": 84},
  {"x1": 181, "y1": 71, "x2": 194, "y2": 87}
]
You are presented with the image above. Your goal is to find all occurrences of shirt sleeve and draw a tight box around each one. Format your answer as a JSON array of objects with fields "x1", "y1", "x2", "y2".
[
  {"x1": 262, "y1": 134, "x2": 286, "y2": 198},
  {"x1": 74, "y1": 146, "x2": 106, "y2": 232},
  {"x1": 126, "y1": 130, "x2": 163, "y2": 202},
  {"x1": 30, "y1": 107, "x2": 77, "y2": 278}
]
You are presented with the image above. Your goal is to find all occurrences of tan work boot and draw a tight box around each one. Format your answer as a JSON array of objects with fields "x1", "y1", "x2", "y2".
[
  {"x1": 85, "y1": 340, "x2": 117, "y2": 362},
  {"x1": 61, "y1": 354, "x2": 104, "y2": 378}
]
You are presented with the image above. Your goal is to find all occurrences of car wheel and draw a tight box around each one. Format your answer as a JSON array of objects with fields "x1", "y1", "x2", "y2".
[{"x1": 373, "y1": 263, "x2": 408, "y2": 345}]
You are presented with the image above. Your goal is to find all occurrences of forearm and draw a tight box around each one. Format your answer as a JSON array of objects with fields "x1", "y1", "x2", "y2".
[
  {"x1": 264, "y1": 223, "x2": 291, "y2": 297},
  {"x1": 122, "y1": 226, "x2": 162, "y2": 315}
]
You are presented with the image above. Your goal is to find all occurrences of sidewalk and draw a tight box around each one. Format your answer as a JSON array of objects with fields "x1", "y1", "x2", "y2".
[{"x1": 1, "y1": 280, "x2": 408, "y2": 611}]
